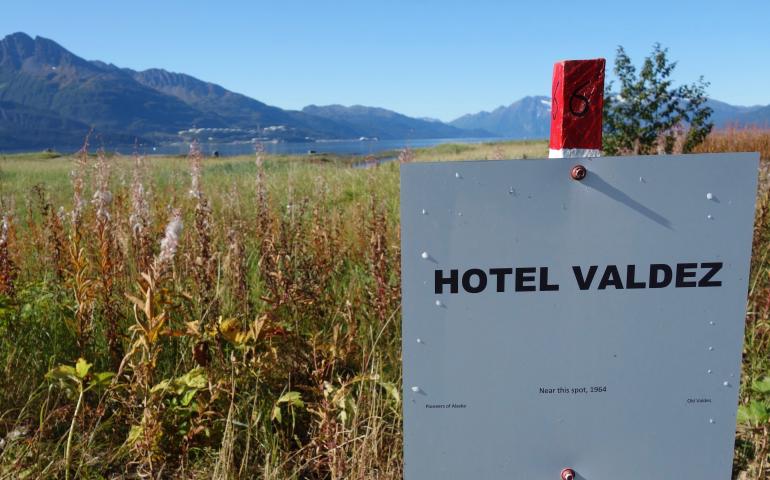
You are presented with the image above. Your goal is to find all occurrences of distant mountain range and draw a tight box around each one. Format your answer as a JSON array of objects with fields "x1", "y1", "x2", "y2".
[
  {"x1": 302, "y1": 104, "x2": 486, "y2": 140},
  {"x1": 1, "y1": 32, "x2": 768, "y2": 151},
  {"x1": 0, "y1": 32, "x2": 487, "y2": 150},
  {"x1": 703, "y1": 99, "x2": 770, "y2": 128},
  {"x1": 450, "y1": 96, "x2": 770, "y2": 139},
  {"x1": 450, "y1": 96, "x2": 553, "y2": 139}
]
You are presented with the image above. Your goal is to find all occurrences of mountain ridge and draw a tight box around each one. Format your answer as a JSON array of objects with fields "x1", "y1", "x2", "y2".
[
  {"x1": 0, "y1": 32, "x2": 223, "y2": 140},
  {"x1": 301, "y1": 104, "x2": 489, "y2": 140},
  {"x1": 0, "y1": 32, "x2": 491, "y2": 150},
  {"x1": 450, "y1": 96, "x2": 552, "y2": 138},
  {"x1": 452, "y1": 96, "x2": 770, "y2": 138}
]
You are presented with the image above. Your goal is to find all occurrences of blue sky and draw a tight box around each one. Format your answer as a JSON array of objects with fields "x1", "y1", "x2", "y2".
[{"x1": 3, "y1": 0, "x2": 769, "y2": 121}]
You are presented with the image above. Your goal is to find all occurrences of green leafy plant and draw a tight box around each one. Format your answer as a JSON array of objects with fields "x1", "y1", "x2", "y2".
[
  {"x1": 604, "y1": 43, "x2": 713, "y2": 155},
  {"x1": 46, "y1": 358, "x2": 113, "y2": 480},
  {"x1": 151, "y1": 367, "x2": 207, "y2": 409},
  {"x1": 738, "y1": 377, "x2": 770, "y2": 426},
  {"x1": 150, "y1": 367, "x2": 210, "y2": 437},
  {"x1": 272, "y1": 390, "x2": 304, "y2": 425},
  {"x1": 737, "y1": 376, "x2": 770, "y2": 476}
]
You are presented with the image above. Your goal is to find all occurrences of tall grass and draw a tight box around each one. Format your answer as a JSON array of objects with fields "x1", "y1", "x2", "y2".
[
  {"x1": 0, "y1": 145, "x2": 402, "y2": 479},
  {"x1": 695, "y1": 128, "x2": 770, "y2": 161},
  {"x1": 0, "y1": 133, "x2": 767, "y2": 478}
]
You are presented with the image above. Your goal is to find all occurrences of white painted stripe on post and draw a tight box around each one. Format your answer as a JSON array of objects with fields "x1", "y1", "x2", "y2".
[{"x1": 548, "y1": 148, "x2": 602, "y2": 159}]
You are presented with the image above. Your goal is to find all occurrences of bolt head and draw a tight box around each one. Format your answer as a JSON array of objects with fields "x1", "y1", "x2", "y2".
[{"x1": 570, "y1": 165, "x2": 587, "y2": 181}]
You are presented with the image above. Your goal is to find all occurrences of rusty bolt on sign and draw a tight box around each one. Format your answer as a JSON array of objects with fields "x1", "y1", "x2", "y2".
[
  {"x1": 561, "y1": 468, "x2": 576, "y2": 480},
  {"x1": 570, "y1": 164, "x2": 587, "y2": 181}
]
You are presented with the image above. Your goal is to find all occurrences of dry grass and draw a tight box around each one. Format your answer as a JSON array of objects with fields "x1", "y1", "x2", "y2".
[
  {"x1": 0, "y1": 144, "x2": 403, "y2": 479},
  {"x1": 694, "y1": 128, "x2": 770, "y2": 161}
]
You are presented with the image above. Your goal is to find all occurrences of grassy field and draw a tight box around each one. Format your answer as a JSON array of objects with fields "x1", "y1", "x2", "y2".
[{"x1": 0, "y1": 134, "x2": 767, "y2": 479}]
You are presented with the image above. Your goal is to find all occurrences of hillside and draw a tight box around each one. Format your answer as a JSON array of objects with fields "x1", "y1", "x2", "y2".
[
  {"x1": 0, "y1": 33, "x2": 222, "y2": 144},
  {"x1": 0, "y1": 32, "x2": 487, "y2": 150},
  {"x1": 302, "y1": 104, "x2": 487, "y2": 140},
  {"x1": 450, "y1": 96, "x2": 552, "y2": 138}
]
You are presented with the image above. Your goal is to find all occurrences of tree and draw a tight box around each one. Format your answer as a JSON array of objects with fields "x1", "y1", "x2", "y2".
[{"x1": 603, "y1": 44, "x2": 713, "y2": 155}]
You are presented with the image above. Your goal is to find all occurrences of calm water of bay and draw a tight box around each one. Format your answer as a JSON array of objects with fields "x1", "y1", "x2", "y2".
[{"x1": 144, "y1": 137, "x2": 502, "y2": 157}]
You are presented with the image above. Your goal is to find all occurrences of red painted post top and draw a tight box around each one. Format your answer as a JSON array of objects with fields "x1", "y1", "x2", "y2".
[{"x1": 549, "y1": 58, "x2": 606, "y2": 158}]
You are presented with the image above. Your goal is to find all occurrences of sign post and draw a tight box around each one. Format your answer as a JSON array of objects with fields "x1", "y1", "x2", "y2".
[
  {"x1": 549, "y1": 58, "x2": 605, "y2": 159},
  {"x1": 401, "y1": 59, "x2": 759, "y2": 480}
]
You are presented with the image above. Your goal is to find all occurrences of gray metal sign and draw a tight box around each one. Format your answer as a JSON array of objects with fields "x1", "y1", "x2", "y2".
[{"x1": 400, "y1": 153, "x2": 759, "y2": 479}]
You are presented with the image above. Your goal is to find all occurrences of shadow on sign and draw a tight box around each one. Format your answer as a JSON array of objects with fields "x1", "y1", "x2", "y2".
[{"x1": 583, "y1": 172, "x2": 673, "y2": 230}]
